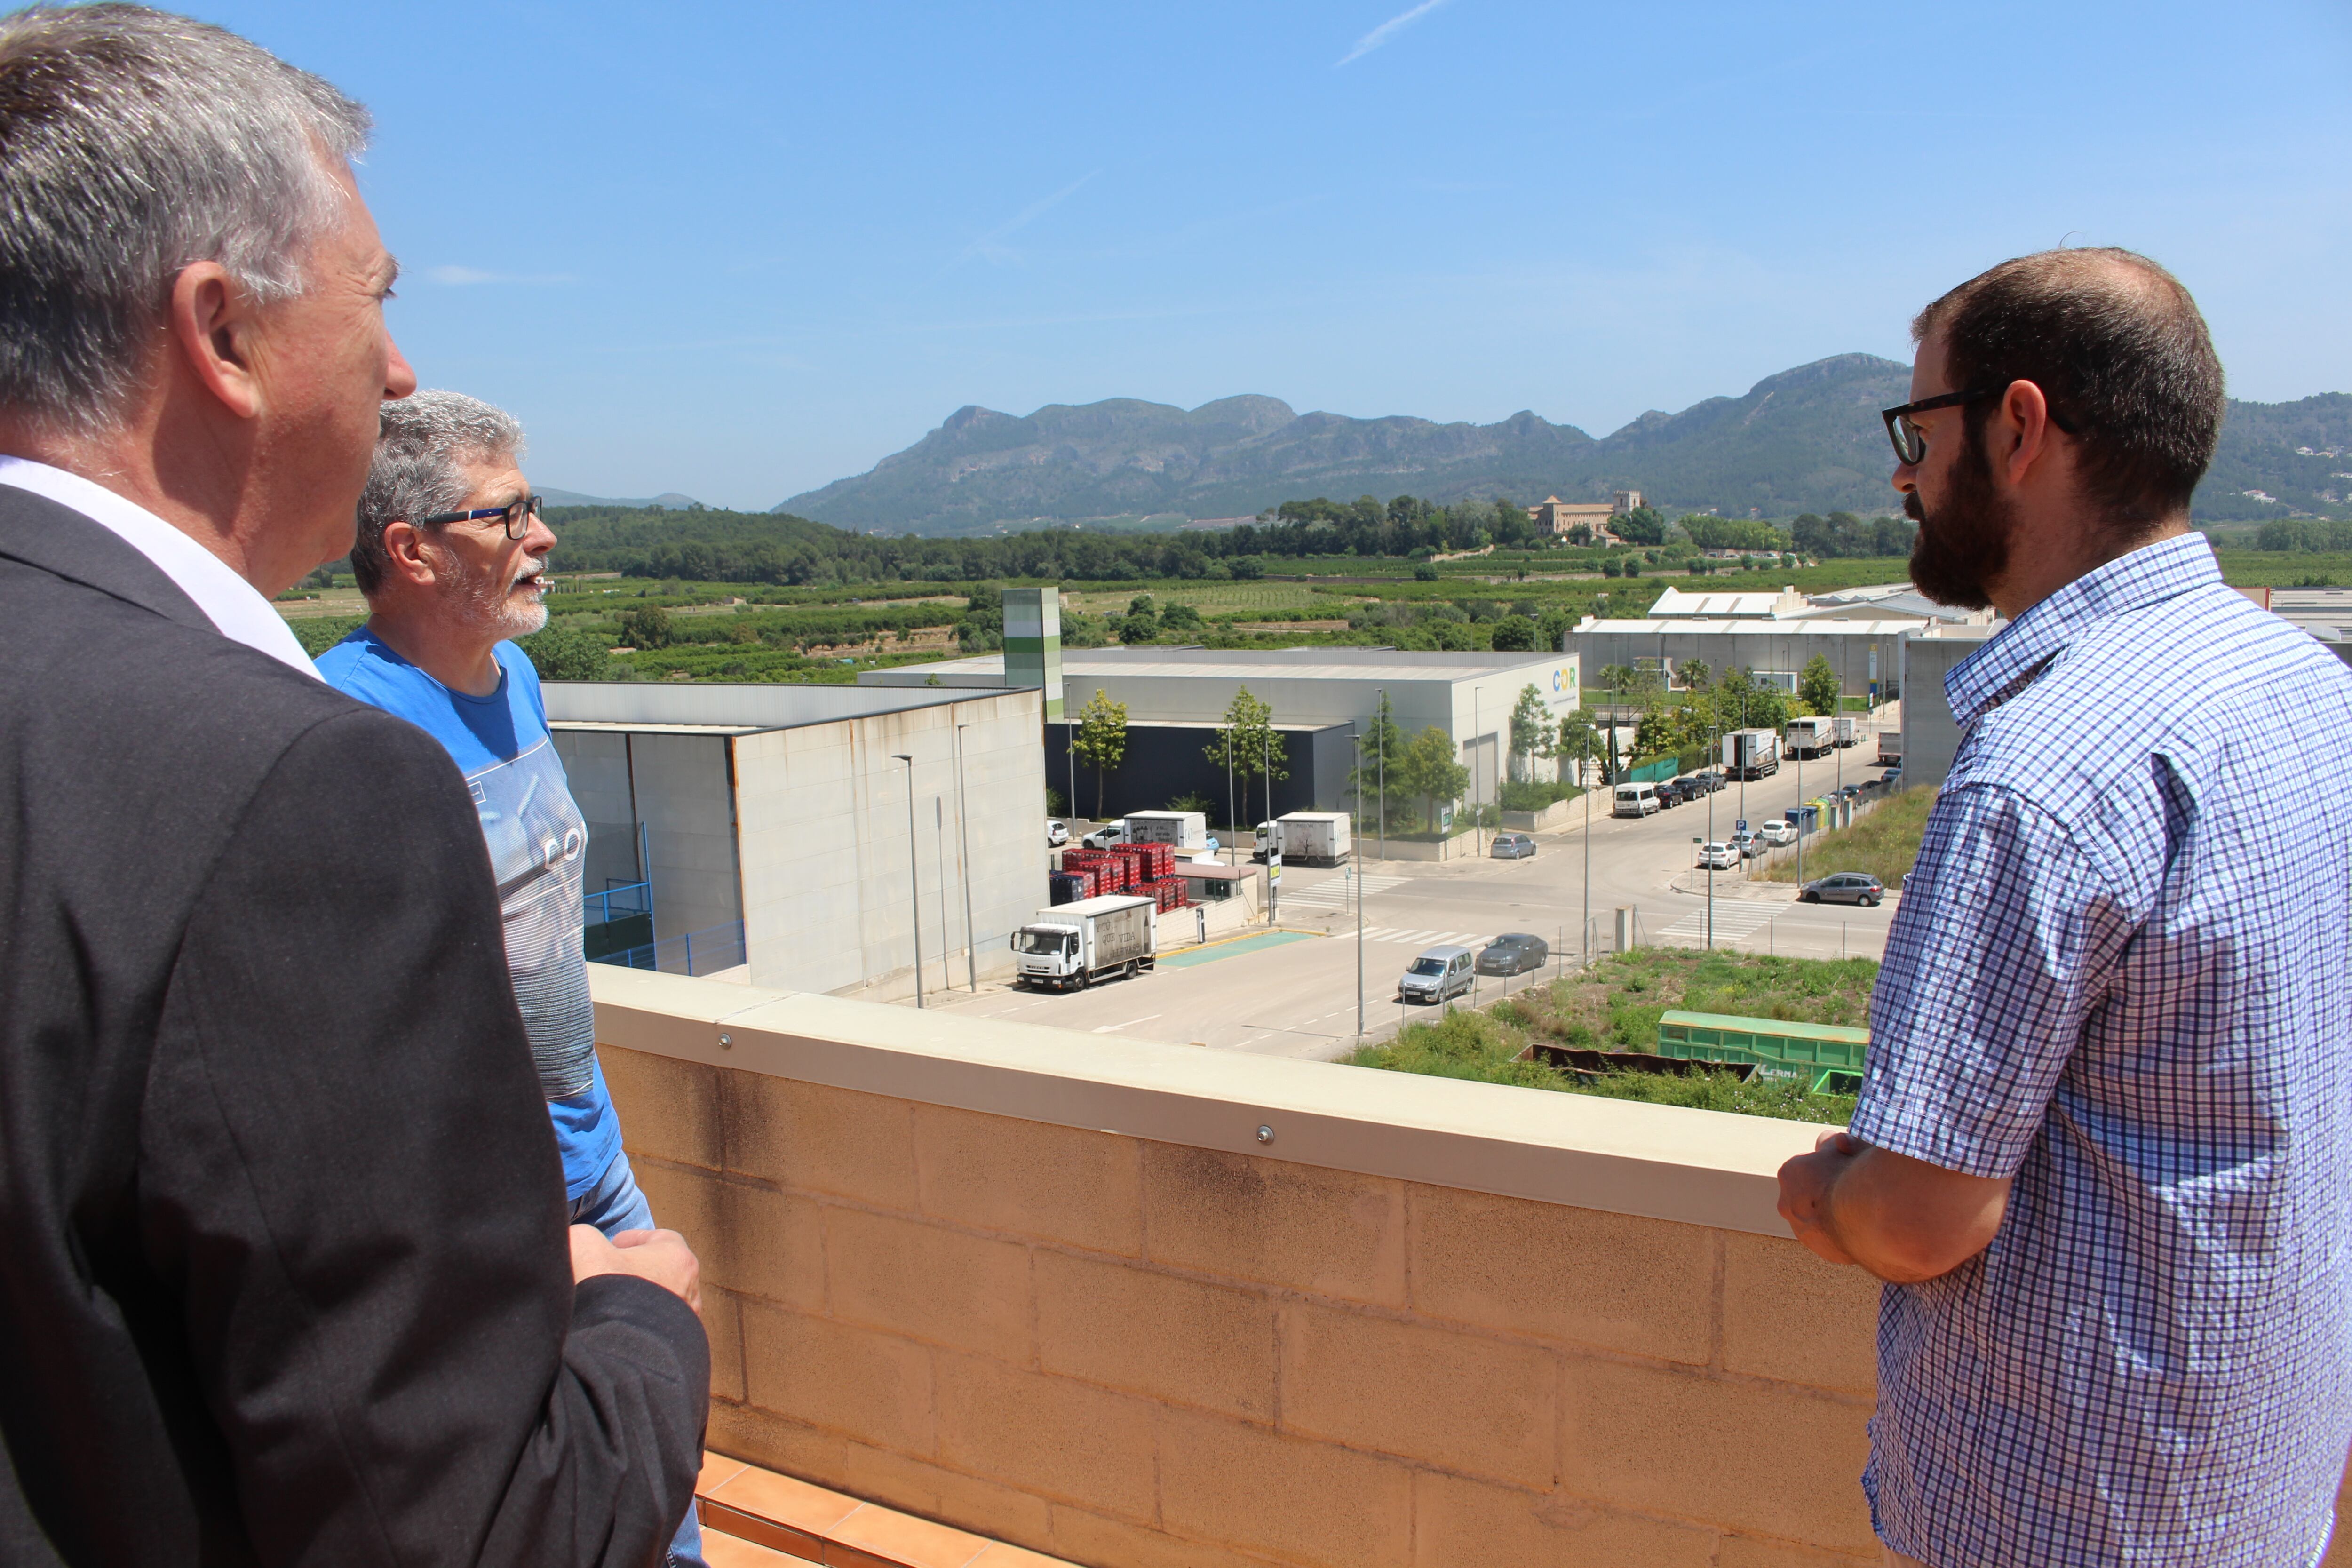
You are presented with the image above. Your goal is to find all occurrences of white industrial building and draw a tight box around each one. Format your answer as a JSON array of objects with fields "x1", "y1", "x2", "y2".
[
  {"x1": 543, "y1": 681, "x2": 1045, "y2": 1003},
  {"x1": 1572, "y1": 581, "x2": 1989, "y2": 704}
]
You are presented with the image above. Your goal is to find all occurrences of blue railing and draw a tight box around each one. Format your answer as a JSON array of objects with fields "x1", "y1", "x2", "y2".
[
  {"x1": 586, "y1": 878, "x2": 652, "y2": 926},
  {"x1": 590, "y1": 919, "x2": 747, "y2": 978}
]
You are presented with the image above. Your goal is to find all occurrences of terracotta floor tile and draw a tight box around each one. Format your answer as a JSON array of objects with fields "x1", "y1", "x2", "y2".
[
  {"x1": 825, "y1": 1502, "x2": 990, "y2": 1568},
  {"x1": 699, "y1": 1453, "x2": 750, "y2": 1496},
  {"x1": 703, "y1": 1529, "x2": 811, "y2": 1567},
  {"x1": 701, "y1": 1497, "x2": 826, "y2": 1561},
  {"x1": 708, "y1": 1465, "x2": 863, "y2": 1538}
]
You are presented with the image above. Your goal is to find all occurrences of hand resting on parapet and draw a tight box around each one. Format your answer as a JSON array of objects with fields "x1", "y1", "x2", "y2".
[{"x1": 570, "y1": 1223, "x2": 703, "y2": 1316}]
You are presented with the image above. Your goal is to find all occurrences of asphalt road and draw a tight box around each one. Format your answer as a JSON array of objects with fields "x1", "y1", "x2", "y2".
[{"x1": 916, "y1": 748, "x2": 1904, "y2": 1062}]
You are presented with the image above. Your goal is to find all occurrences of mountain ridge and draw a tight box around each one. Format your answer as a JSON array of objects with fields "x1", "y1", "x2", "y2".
[{"x1": 776, "y1": 353, "x2": 2352, "y2": 535}]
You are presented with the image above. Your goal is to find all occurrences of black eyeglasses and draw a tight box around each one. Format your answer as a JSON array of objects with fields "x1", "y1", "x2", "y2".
[
  {"x1": 1881, "y1": 387, "x2": 2079, "y2": 467},
  {"x1": 416, "y1": 494, "x2": 543, "y2": 540}
]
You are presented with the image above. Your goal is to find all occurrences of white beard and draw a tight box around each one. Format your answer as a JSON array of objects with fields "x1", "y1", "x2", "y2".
[{"x1": 432, "y1": 544, "x2": 549, "y2": 642}]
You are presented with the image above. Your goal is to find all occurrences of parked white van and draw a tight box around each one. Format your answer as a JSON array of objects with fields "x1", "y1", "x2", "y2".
[{"x1": 1613, "y1": 782, "x2": 1661, "y2": 818}]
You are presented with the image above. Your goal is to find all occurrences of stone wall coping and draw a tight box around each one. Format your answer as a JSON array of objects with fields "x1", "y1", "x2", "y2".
[{"x1": 590, "y1": 966, "x2": 1819, "y2": 1238}]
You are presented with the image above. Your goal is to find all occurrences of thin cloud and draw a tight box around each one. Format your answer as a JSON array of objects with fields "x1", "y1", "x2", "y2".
[
  {"x1": 424, "y1": 265, "x2": 578, "y2": 287},
  {"x1": 942, "y1": 171, "x2": 1101, "y2": 275},
  {"x1": 1336, "y1": 0, "x2": 1451, "y2": 66}
]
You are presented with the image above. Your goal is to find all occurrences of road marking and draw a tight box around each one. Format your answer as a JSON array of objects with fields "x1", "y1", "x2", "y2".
[
  {"x1": 1277, "y1": 874, "x2": 1412, "y2": 909},
  {"x1": 1158, "y1": 930, "x2": 1320, "y2": 968},
  {"x1": 1092, "y1": 1014, "x2": 1163, "y2": 1034},
  {"x1": 1655, "y1": 903, "x2": 1782, "y2": 946},
  {"x1": 1356, "y1": 927, "x2": 1486, "y2": 947}
]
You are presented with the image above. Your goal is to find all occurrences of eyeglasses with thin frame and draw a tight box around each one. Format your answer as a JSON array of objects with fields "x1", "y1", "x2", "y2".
[
  {"x1": 1881, "y1": 387, "x2": 2078, "y2": 467},
  {"x1": 415, "y1": 494, "x2": 544, "y2": 540}
]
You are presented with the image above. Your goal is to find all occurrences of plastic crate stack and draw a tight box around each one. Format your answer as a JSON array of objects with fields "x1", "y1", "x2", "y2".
[
  {"x1": 1140, "y1": 876, "x2": 1188, "y2": 912},
  {"x1": 1058, "y1": 847, "x2": 1133, "y2": 895},
  {"x1": 1048, "y1": 872, "x2": 1088, "y2": 906}
]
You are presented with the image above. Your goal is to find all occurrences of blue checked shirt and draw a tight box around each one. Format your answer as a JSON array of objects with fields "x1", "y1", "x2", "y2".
[{"x1": 1852, "y1": 533, "x2": 2352, "y2": 1568}]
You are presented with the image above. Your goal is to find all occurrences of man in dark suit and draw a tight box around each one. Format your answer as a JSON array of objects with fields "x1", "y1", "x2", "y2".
[{"x1": 0, "y1": 8, "x2": 709, "y2": 1565}]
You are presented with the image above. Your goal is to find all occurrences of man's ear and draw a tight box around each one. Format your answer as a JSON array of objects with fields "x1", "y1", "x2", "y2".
[
  {"x1": 168, "y1": 262, "x2": 262, "y2": 421},
  {"x1": 1995, "y1": 378, "x2": 2057, "y2": 487},
  {"x1": 379, "y1": 519, "x2": 441, "y2": 588}
]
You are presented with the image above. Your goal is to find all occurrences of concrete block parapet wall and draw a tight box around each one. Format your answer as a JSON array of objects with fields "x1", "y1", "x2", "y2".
[{"x1": 591, "y1": 965, "x2": 1884, "y2": 1568}]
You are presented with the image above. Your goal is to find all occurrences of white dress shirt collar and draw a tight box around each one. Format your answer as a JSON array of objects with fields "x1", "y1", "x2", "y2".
[{"x1": 0, "y1": 455, "x2": 319, "y2": 678}]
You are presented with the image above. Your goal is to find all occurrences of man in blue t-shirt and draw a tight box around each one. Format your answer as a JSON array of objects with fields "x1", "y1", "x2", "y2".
[{"x1": 318, "y1": 390, "x2": 706, "y2": 1568}]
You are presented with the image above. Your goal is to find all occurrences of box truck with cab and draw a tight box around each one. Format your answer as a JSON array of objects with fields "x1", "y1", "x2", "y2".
[{"x1": 1010, "y1": 894, "x2": 1157, "y2": 991}]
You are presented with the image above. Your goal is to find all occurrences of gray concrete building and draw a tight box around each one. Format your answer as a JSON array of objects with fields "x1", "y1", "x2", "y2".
[
  {"x1": 1894, "y1": 623, "x2": 1997, "y2": 790},
  {"x1": 544, "y1": 681, "x2": 1045, "y2": 1002},
  {"x1": 863, "y1": 645, "x2": 1583, "y2": 816}
]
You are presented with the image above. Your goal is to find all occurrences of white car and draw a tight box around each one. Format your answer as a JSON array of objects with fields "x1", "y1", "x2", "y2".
[
  {"x1": 1047, "y1": 819, "x2": 1069, "y2": 848},
  {"x1": 1696, "y1": 841, "x2": 1741, "y2": 871},
  {"x1": 1730, "y1": 827, "x2": 1762, "y2": 858},
  {"x1": 1758, "y1": 819, "x2": 1797, "y2": 847},
  {"x1": 1081, "y1": 822, "x2": 1128, "y2": 850}
]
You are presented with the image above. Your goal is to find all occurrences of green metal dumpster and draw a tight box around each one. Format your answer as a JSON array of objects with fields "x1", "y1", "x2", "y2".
[{"x1": 1655, "y1": 1010, "x2": 1868, "y2": 1096}]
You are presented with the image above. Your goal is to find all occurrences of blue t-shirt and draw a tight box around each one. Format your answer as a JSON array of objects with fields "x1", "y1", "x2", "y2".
[{"x1": 316, "y1": 627, "x2": 621, "y2": 1201}]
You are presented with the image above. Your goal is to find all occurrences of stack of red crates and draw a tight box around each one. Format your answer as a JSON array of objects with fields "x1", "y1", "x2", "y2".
[{"x1": 1140, "y1": 876, "x2": 1187, "y2": 912}]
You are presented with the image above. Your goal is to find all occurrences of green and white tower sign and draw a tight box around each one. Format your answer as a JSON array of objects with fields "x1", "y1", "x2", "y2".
[{"x1": 1001, "y1": 586, "x2": 1064, "y2": 722}]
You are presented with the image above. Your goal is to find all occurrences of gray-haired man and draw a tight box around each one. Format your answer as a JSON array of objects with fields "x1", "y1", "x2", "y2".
[
  {"x1": 318, "y1": 390, "x2": 707, "y2": 1568},
  {"x1": 0, "y1": 6, "x2": 706, "y2": 1565}
]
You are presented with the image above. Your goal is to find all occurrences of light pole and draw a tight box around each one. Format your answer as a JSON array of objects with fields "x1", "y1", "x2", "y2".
[
  {"x1": 893, "y1": 753, "x2": 922, "y2": 1009},
  {"x1": 1473, "y1": 688, "x2": 1484, "y2": 857},
  {"x1": 953, "y1": 722, "x2": 977, "y2": 991},
  {"x1": 1224, "y1": 731, "x2": 1235, "y2": 866},
  {"x1": 935, "y1": 796, "x2": 953, "y2": 997},
  {"x1": 1377, "y1": 687, "x2": 1386, "y2": 861},
  {"x1": 1580, "y1": 721, "x2": 1591, "y2": 962},
  {"x1": 1352, "y1": 719, "x2": 1364, "y2": 1046}
]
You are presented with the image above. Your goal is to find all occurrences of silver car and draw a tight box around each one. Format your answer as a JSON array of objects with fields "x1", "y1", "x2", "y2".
[
  {"x1": 1799, "y1": 871, "x2": 1884, "y2": 907},
  {"x1": 1398, "y1": 944, "x2": 1475, "y2": 1004}
]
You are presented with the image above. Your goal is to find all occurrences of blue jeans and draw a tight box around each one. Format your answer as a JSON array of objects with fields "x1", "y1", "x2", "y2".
[{"x1": 571, "y1": 1153, "x2": 708, "y2": 1568}]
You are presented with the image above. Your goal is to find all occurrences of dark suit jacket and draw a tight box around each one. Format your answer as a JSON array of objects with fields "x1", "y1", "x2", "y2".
[{"x1": 0, "y1": 486, "x2": 707, "y2": 1567}]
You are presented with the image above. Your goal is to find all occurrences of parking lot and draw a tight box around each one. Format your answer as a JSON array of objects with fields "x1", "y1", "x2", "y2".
[{"x1": 919, "y1": 752, "x2": 1905, "y2": 1061}]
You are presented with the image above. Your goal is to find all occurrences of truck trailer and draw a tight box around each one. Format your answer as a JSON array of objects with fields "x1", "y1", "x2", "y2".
[
  {"x1": 1832, "y1": 716, "x2": 1859, "y2": 748},
  {"x1": 1255, "y1": 811, "x2": 1353, "y2": 866},
  {"x1": 1122, "y1": 810, "x2": 1210, "y2": 851},
  {"x1": 1723, "y1": 728, "x2": 1781, "y2": 780},
  {"x1": 1784, "y1": 717, "x2": 1836, "y2": 758},
  {"x1": 1876, "y1": 731, "x2": 1904, "y2": 767},
  {"x1": 1010, "y1": 894, "x2": 1157, "y2": 991}
]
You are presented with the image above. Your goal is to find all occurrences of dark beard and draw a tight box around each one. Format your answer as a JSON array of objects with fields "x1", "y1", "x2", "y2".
[{"x1": 1907, "y1": 429, "x2": 2015, "y2": 610}]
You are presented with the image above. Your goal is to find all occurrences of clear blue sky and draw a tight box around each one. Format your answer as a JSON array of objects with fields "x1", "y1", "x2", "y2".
[{"x1": 207, "y1": 0, "x2": 2350, "y2": 510}]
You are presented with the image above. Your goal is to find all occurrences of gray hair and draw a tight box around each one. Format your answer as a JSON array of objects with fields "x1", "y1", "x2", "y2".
[
  {"x1": 350, "y1": 390, "x2": 526, "y2": 595},
  {"x1": 0, "y1": 4, "x2": 370, "y2": 432}
]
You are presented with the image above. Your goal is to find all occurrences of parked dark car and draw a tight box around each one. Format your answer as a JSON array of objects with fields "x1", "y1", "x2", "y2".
[
  {"x1": 1489, "y1": 831, "x2": 1536, "y2": 860},
  {"x1": 1800, "y1": 872, "x2": 1885, "y2": 907},
  {"x1": 1475, "y1": 932, "x2": 1550, "y2": 975},
  {"x1": 1690, "y1": 769, "x2": 1725, "y2": 793},
  {"x1": 1653, "y1": 780, "x2": 1683, "y2": 808}
]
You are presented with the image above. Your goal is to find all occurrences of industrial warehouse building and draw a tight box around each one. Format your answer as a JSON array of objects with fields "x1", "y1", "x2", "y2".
[
  {"x1": 542, "y1": 681, "x2": 1045, "y2": 1002},
  {"x1": 863, "y1": 644, "x2": 1581, "y2": 822}
]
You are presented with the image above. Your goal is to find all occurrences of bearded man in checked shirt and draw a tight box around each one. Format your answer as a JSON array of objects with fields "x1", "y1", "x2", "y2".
[{"x1": 1777, "y1": 248, "x2": 2352, "y2": 1568}]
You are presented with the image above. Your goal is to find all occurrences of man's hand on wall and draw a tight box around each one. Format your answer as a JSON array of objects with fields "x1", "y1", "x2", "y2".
[{"x1": 571, "y1": 1224, "x2": 703, "y2": 1316}]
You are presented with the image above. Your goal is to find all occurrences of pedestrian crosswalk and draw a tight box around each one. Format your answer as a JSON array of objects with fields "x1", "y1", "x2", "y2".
[
  {"x1": 1277, "y1": 874, "x2": 1412, "y2": 910},
  {"x1": 1350, "y1": 925, "x2": 1491, "y2": 948},
  {"x1": 1655, "y1": 902, "x2": 1782, "y2": 947}
]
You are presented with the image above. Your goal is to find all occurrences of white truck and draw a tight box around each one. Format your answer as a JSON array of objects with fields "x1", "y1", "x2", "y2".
[
  {"x1": 1784, "y1": 717, "x2": 1836, "y2": 758},
  {"x1": 1723, "y1": 728, "x2": 1781, "y2": 780},
  {"x1": 1255, "y1": 811, "x2": 1353, "y2": 866},
  {"x1": 1876, "y1": 731, "x2": 1904, "y2": 767},
  {"x1": 1123, "y1": 810, "x2": 1210, "y2": 851},
  {"x1": 1832, "y1": 715, "x2": 1860, "y2": 748},
  {"x1": 1010, "y1": 894, "x2": 1157, "y2": 991}
]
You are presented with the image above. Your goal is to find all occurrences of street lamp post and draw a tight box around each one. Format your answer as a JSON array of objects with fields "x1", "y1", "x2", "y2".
[
  {"x1": 1377, "y1": 688, "x2": 1386, "y2": 861},
  {"x1": 934, "y1": 797, "x2": 953, "y2": 997},
  {"x1": 954, "y1": 722, "x2": 977, "y2": 991},
  {"x1": 892, "y1": 753, "x2": 922, "y2": 1009},
  {"x1": 1581, "y1": 722, "x2": 1591, "y2": 962},
  {"x1": 1352, "y1": 718, "x2": 1364, "y2": 1046}
]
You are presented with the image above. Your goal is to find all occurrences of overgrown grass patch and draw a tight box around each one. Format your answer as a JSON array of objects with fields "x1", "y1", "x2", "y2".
[
  {"x1": 1764, "y1": 786, "x2": 1937, "y2": 888},
  {"x1": 1344, "y1": 947, "x2": 1876, "y2": 1124}
]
